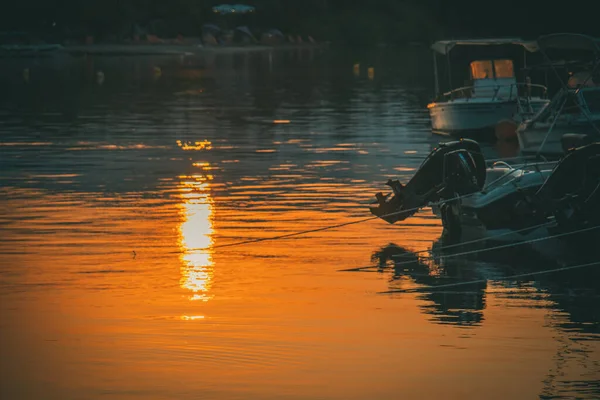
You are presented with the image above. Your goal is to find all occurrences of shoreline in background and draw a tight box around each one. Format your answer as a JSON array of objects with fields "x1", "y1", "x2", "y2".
[
  {"x1": 63, "y1": 42, "x2": 330, "y2": 56},
  {"x1": 0, "y1": 42, "x2": 331, "y2": 57}
]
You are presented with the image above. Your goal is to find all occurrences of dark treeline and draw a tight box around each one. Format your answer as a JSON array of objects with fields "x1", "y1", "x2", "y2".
[{"x1": 2, "y1": 0, "x2": 599, "y2": 46}]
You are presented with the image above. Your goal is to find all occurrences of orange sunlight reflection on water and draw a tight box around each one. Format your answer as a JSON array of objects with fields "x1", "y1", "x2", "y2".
[{"x1": 178, "y1": 174, "x2": 215, "y2": 303}]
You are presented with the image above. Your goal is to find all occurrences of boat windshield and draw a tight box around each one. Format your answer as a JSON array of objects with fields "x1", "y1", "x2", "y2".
[
  {"x1": 493, "y1": 59, "x2": 515, "y2": 78},
  {"x1": 471, "y1": 60, "x2": 493, "y2": 79},
  {"x1": 470, "y1": 59, "x2": 514, "y2": 80}
]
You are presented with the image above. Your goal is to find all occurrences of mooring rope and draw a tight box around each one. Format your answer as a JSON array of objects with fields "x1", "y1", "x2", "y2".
[
  {"x1": 337, "y1": 220, "x2": 555, "y2": 272},
  {"x1": 388, "y1": 224, "x2": 600, "y2": 265},
  {"x1": 377, "y1": 260, "x2": 600, "y2": 294},
  {"x1": 176, "y1": 148, "x2": 571, "y2": 253},
  {"x1": 204, "y1": 215, "x2": 381, "y2": 250},
  {"x1": 182, "y1": 189, "x2": 478, "y2": 252},
  {"x1": 183, "y1": 165, "x2": 566, "y2": 253}
]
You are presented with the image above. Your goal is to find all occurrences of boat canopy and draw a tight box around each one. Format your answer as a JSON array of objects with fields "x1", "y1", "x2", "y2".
[
  {"x1": 431, "y1": 38, "x2": 538, "y2": 55},
  {"x1": 431, "y1": 34, "x2": 600, "y2": 55},
  {"x1": 534, "y1": 33, "x2": 600, "y2": 53}
]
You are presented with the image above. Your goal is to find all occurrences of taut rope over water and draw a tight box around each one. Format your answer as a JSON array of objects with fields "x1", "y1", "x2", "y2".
[
  {"x1": 377, "y1": 260, "x2": 600, "y2": 294},
  {"x1": 339, "y1": 224, "x2": 600, "y2": 272}
]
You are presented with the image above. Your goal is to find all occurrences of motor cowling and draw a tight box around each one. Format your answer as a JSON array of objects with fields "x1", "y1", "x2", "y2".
[{"x1": 370, "y1": 139, "x2": 487, "y2": 224}]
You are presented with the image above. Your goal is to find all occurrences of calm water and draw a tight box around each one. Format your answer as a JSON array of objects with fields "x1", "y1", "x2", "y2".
[{"x1": 1, "y1": 47, "x2": 599, "y2": 400}]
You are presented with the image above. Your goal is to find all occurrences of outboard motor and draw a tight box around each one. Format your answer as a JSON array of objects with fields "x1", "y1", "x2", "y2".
[
  {"x1": 520, "y1": 142, "x2": 600, "y2": 230},
  {"x1": 540, "y1": 142, "x2": 600, "y2": 226},
  {"x1": 370, "y1": 139, "x2": 487, "y2": 224}
]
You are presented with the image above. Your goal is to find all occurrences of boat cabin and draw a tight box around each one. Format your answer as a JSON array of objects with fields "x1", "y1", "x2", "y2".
[
  {"x1": 469, "y1": 59, "x2": 516, "y2": 99},
  {"x1": 429, "y1": 38, "x2": 542, "y2": 102}
]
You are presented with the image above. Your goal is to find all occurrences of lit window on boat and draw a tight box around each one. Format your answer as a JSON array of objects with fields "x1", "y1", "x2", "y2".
[
  {"x1": 493, "y1": 59, "x2": 514, "y2": 79},
  {"x1": 470, "y1": 60, "x2": 514, "y2": 80},
  {"x1": 470, "y1": 60, "x2": 493, "y2": 80}
]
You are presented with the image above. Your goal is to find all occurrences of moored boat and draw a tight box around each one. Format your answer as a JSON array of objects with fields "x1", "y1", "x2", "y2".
[
  {"x1": 427, "y1": 38, "x2": 550, "y2": 139},
  {"x1": 516, "y1": 33, "x2": 600, "y2": 158},
  {"x1": 369, "y1": 138, "x2": 600, "y2": 257}
]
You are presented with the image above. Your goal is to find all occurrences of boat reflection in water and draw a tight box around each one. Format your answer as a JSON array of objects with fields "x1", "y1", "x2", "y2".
[
  {"x1": 374, "y1": 238, "x2": 600, "y2": 328},
  {"x1": 372, "y1": 242, "x2": 487, "y2": 326},
  {"x1": 371, "y1": 238, "x2": 600, "y2": 398}
]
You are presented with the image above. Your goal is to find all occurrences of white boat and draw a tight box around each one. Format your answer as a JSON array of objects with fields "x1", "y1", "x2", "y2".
[
  {"x1": 517, "y1": 86, "x2": 600, "y2": 157},
  {"x1": 516, "y1": 33, "x2": 600, "y2": 158},
  {"x1": 427, "y1": 38, "x2": 550, "y2": 138}
]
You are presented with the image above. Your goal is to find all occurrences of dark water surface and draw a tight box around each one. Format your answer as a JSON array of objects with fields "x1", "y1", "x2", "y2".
[{"x1": 1, "y1": 47, "x2": 598, "y2": 400}]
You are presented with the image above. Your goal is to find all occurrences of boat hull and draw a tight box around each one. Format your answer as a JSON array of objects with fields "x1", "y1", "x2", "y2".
[
  {"x1": 517, "y1": 122, "x2": 600, "y2": 158},
  {"x1": 434, "y1": 208, "x2": 600, "y2": 260},
  {"x1": 428, "y1": 98, "x2": 549, "y2": 137}
]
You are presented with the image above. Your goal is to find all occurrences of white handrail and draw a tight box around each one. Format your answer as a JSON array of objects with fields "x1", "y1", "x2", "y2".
[{"x1": 439, "y1": 82, "x2": 548, "y2": 102}]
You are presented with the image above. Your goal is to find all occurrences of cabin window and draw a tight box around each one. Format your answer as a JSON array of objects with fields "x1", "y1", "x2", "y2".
[
  {"x1": 470, "y1": 59, "x2": 515, "y2": 80},
  {"x1": 470, "y1": 60, "x2": 493, "y2": 80},
  {"x1": 493, "y1": 59, "x2": 514, "y2": 78}
]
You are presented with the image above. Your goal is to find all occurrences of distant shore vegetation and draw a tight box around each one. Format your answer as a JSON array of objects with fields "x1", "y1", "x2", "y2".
[{"x1": 2, "y1": 0, "x2": 599, "y2": 46}]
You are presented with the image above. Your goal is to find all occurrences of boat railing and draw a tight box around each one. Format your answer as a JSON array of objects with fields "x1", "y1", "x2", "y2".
[
  {"x1": 515, "y1": 84, "x2": 550, "y2": 117},
  {"x1": 438, "y1": 82, "x2": 548, "y2": 103},
  {"x1": 526, "y1": 87, "x2": 600, "y2": 125}
]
